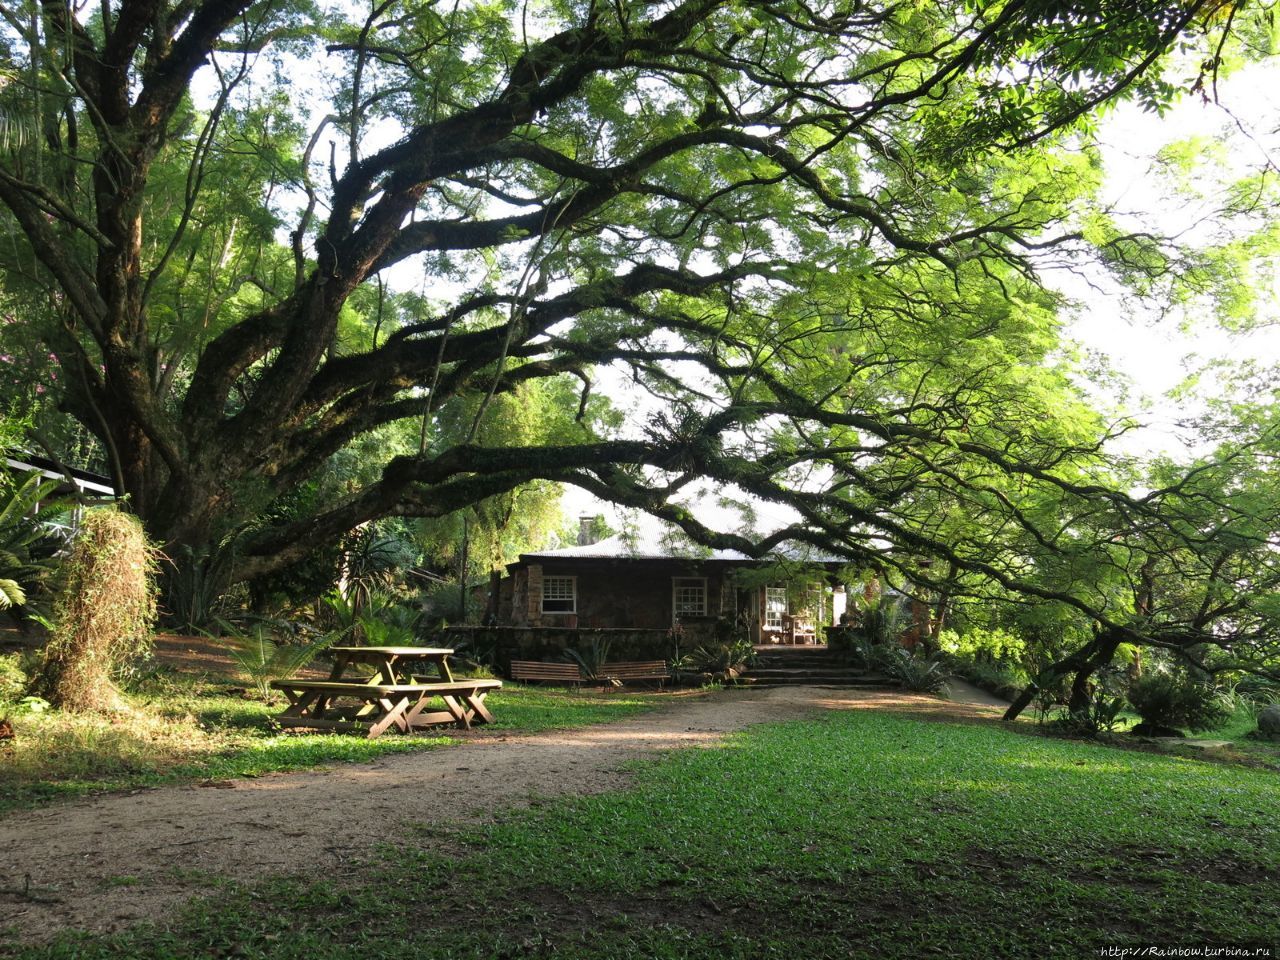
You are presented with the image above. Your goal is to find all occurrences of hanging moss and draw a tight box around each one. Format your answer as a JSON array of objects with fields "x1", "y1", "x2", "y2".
[{"x1": 36, "y1": 508, "x2": 157, "y2": 712}]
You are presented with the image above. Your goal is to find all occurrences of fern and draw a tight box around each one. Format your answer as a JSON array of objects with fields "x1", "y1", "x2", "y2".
[{"x1": 220, "y1": 625, "x2": 335, "y2": 700}]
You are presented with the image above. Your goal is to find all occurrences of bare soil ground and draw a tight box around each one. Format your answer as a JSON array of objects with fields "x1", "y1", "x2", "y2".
[{"x1": 0, "y1": 684, "x2": 1004, "y2": 943}]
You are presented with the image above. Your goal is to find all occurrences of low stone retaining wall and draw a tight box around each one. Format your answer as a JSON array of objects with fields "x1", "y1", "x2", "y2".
[{"x1": 441, "y1": 625, "x2": 696, "y2": 674}]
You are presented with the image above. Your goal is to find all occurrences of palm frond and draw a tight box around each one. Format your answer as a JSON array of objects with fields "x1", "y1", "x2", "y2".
[{"x1": 0, "y1": 577, "x2": 25, "y2": 609}]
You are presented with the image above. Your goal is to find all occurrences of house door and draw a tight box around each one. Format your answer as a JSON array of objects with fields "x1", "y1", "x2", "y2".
[{"x1": 764, "y1": 586, "x2": 787, "y2": 642}]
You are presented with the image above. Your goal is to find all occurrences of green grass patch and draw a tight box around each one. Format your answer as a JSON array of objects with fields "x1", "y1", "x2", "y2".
[
  {"x1": 11, "y1": 709, "x2": 1278, "y2": 959},
  {"x1": 484, "y1": 686, "x2": 660, "y2": 733},
  {"x1": 0, "y1": 672, "x2": 658, "y2": 813}
]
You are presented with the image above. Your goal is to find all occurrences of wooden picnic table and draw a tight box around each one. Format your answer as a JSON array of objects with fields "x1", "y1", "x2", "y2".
[{"x1": 271, "y1": 645, "x2": 499, "y2": 738}]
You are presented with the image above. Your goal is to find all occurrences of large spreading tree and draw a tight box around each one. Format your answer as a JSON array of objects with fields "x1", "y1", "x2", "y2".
[{"x1": 0, "y1": 0, "x2": 1271, "y2": 657}]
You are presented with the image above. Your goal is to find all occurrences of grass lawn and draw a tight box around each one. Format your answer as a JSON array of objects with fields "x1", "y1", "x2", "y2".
[
  {"x1": 0, "y1": 667, "x2": 659, "y2": 813},
  {"x1": 10, "y1": 707, "x2": 1278, "y2": 959}
]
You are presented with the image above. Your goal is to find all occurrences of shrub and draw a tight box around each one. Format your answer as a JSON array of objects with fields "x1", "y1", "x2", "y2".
[
  {"x1": 0, "y1": 651, "x2": 28, "y2": 703},
  {"x1": 565, "y1": 637, "x2": 612, "y2": 680},
  {"x1": 1058, "y1": 675, "x2": 1127, "y2": 738},
  {"x1": 163, "y1": 541, "x2": 236, "y2": 633},
  {"x1": 858, "y1": 595, "x2": 904, "y2": 646},
  {"x1": 825, "y1": 624, "x2": 855, "y2": 653},
  {"x1": 35, "y1": 508, "x2": 157, "y2": 712},
  {"x1": 421, "y1": 579, "x2": 466, "y2": 627},
  {"x1": 947, "y1": 656, "x2": 1027, "y2": 701},
  {"x1": 1128, "y1": 672, "x2": 1231, "y2": 734},
  {"x1": 678, "y1": 638, "x2": 756, "y2": 675},
  {"x1": 876, "y1": 646, "x2": 949, "y2": 694},
  {"x1": 1231, "y1": 676, "x2": 1280, "y2": 704}
]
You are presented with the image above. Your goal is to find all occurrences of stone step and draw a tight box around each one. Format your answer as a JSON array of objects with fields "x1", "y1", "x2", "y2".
[
  {"x1": 753, "y1": 655, "x2": 842, "y2": 665},
  {"x1": 737, "y1": 678, "x2": 901, "y2": 689},
  {"x1": 754, "y1": 645, "x2": 829, "y2": 654},
  {"x1": 753, "y1": 660, "x2": 855, "y2": 670},
  {"x1": 741, "y1": 669, "x2": 897, "y2": 687},
  {"x1": 747, "y1": 667, "x2": 875, "y2": 679}
]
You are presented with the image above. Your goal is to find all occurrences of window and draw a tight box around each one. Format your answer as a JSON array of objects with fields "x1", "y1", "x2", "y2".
[
  {"x1": 720, "y1": 581, "x2": 737, "y2": 614},
  {"x1": 542, "y1": 575, "x2": 576, "y2": 614},
  {"x1": 672, "y1": 577, "x2": 707, "y2": 621},
  {"x1": 765, "y1": 586, "x2": 787, "y2": 630}
]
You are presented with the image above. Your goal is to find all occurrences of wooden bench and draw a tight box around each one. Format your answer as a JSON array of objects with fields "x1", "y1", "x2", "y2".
[
  {"x1": 270, "y1": 678, "x2": 502, "y2": 737},
  {"x1": 509, "y1": 660, "x2": 584, "y2": 686},
  {"x1": 597, "y1": 660, "x2": 670, "y2": 689}
]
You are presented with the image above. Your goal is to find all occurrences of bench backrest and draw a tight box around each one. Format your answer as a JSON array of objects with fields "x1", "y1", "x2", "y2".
[
  {"x1": 510, "y1": 660, "x2": 584, "y2": 681},
  {"x1": 599, "y1": 661, "x2": 670, "y2": 678}
]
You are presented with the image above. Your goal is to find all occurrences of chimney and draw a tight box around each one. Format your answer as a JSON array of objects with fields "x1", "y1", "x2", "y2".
[{"x1": 578, "y1": 514, "x2": 599, "y2": 546}]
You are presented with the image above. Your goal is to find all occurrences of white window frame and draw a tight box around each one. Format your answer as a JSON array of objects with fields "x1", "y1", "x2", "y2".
[
  {"x1": 765, "y1": 586, "x2": 787, "y2": 630},
  {"x1": 720, "y1": 580, "x2": 737, "y2": 614},
  {"x1": 541, "y1": 575, "x2": 577, "y2": 614},
  {"x1": 672, "y1": 577, "x2": 707, "y2": 623}
]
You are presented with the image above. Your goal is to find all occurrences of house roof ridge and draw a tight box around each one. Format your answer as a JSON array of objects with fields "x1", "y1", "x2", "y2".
[{"x1": 513, "y1": 532, "x2": 846, "y2": 565}]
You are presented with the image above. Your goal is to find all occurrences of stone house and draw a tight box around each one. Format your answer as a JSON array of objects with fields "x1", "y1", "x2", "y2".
[{"x1": 492, "y1": 524, "x2": 849, "y2": 646}]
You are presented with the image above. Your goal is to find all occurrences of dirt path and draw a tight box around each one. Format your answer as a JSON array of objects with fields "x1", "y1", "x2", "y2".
[{"x1": 0, "y1": 686, "x2": 1002, "y2": 942}]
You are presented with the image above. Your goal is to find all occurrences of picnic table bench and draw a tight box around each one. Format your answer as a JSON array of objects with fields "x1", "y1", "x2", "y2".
[{"x1": 271, "y1": 646, "x2": 500, "y2": 738}]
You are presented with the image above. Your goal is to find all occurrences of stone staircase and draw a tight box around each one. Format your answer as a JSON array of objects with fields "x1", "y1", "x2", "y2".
[{"x1": 740, "y1": 644, "x2": 899, "y2": 688}]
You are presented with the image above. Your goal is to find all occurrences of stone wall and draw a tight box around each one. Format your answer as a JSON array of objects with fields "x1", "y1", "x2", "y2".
[{"x1": 441, "y1": 625, "x2": 684, "y2": 673}]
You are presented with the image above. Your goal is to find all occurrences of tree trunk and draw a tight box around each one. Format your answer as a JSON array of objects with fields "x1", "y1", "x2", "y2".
[
  {"x1": 1004, "y1": 628, "x2": 1127, "y2": 722},
  {"x1": 1066, "y1": 629, "x2": 1123, "y2": 717}
]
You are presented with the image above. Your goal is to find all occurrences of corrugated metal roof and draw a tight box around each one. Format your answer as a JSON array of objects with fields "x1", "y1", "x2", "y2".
[
  {"x1": 517, "y1": 534, "x2": 846, "y2": 565},
  {"x1": 519, "y1": 535, "x2": 749, "y2": 562}
]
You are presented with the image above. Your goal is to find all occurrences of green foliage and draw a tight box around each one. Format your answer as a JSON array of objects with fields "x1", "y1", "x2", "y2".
[
  {"x1": 163, "y1": 542, "x2": 237, "y2": 633},
  {"x1": 354, "y1": 613, "x2": 418, "y2": 648},
  {"x1": 0, "y1": 473, "x2": 66, "y2": 611},
  {"x1": 1128, "y1": 673, "x2": 1232, "y2": 734},
  {"x1": 419, "y1": 580, "x2": 466, "y2": 628},
  {"x1": 855, "y1": 594, "x2": 906, "y2": 647},
  {"x1": 874, "y1": 646, "x2": 950, "y2": 694},
  {"x1": 340, "y1": 524, "x2": 418, "y2": 613},
  {"x1": 564, "y1": 637, "x2": 612, "y2": 681},
  {"x1": 946, "y1": 656, "x2": 1028, "y2": 701},
  {"x1": 1231, "y1": 675, "x2": 1280, "y2": 705},
  {"x1": 219, "y1": 622, "x2": 334, "y2": 701},
  {"x1": 244, "y1": 484, "x2": 345, "y2": 612},
  {"x1": 938, "y1": 627, "x2": 1025, "y2": 662},
  {"x1": 0, "y1": 650, "x2": 28, "y2": 703},
  {"x1": 316, "y1": 589, "x2": 421, "y2": 646},
  {"x1": 677, "y1": 637, "x2": 756, "y2": 675},
  {"x1": 1062, "y1": 690, "x2": 1128, "y2": 739}
]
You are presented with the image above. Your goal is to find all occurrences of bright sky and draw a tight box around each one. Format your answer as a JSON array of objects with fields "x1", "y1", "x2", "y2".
[{"x1": 1060, "y1": 57, "x2": 1280, "y2": 458}]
